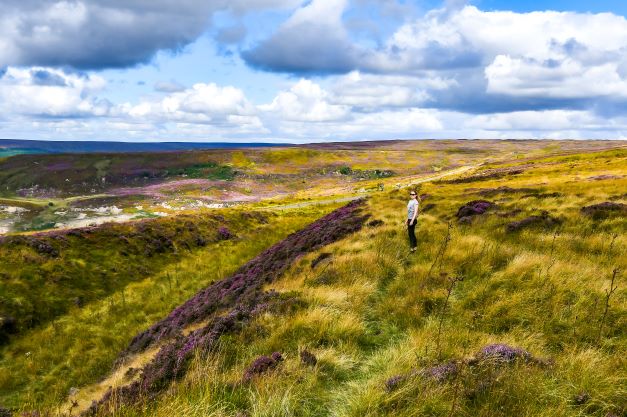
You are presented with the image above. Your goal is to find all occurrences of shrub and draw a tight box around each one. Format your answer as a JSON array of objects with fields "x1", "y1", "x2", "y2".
[
  {"x1": 581, "y1": 202, "x2": 627, "y2": 219},
  {"x1": 217, "y1": 226, "x2": 234, "y2": 240},
  {"x1": 505, "y1": 211, "x2": 561, "y2": 232},
  {"x1": 243, "y1": 352, "x2": 283, "y2": 382},
  {"x1": 456, "y1": 200, "x2": 493, "y2": 219},
  {"x1": 300, "y1": 350, "x2": 317, "y2": 367}
]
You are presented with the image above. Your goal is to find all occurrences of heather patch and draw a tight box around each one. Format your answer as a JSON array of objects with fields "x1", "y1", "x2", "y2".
[
  {"x1": 521, "y1": 192, "x2": 562, "y2": 199},
  {"x1": 384, "y1": 344, "x2": 544, "y2": 393},
  {"x1": 421, "y1": 203, "x2": 436, "y2": 212},
  {"x1": 311, "y1": 252, "x2": 332, "y2": 269},
  {"x1": 437, "y1": 167, "x2": 525, "y2": 184},
  {"x1": 0, "y1": 317, "x2": 17, "y2": 344},
  {"x1": 300, "y1": 350, "x2": 317, "y2": 367},
  {"x1": 475, "y1": 186, "x2": 537, "y2": 196},
  {"x1": 84, "y1": 200, "x2": 368, "y2": 414},
  {"x1": 456, "y1": 200, "x2": 494, "y2": 223},
  {"x1": 217, "y1": 226, "x2": 235, "y2": 240},
  {"x1": 581, "y1": 202, "x2": 627, "y2": 219},
  {"x1": 505, "y1": 211, "x2": 562, "y2": 232},
  {"x1": 0, "y1": 211, "x2": 267, "y2": 343},
  {"x1": 122, "y1": 199, "x2": 368, "y2": 356},
  {"x1": 588, "y1": 175, "x2": 623, "y2": 181},
  {"x1": 367, "y1": 219, "x2": 385, "y2": 228},
  {"x1": 243, "y1": 352, "x2": 284, "y2": 382}
]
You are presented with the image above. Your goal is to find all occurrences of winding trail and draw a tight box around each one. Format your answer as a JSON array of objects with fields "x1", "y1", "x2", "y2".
[{"x1": 257, "y1": 165, "x2": 476, "y2": 211}]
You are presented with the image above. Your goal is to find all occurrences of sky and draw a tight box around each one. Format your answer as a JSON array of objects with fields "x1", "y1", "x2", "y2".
[{"x1": 1, "y1": 0, "x2": 627, "y2": 142}]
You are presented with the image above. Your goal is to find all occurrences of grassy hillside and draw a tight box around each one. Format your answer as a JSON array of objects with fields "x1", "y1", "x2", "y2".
[
  {"x1": 0, "y1": 210, "x2": 271, "y2": 340},
  {"x1": 0, "y1": 204, "x2": 342, "y2": 410},
  {"x1": 1, "y1": 145, "x2": 625, "y2": 417}
]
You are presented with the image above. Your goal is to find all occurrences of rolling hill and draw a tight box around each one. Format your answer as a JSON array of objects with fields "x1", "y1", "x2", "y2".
[{"x1": 0, "y1": 144, "x2": 624, "y2": 417}]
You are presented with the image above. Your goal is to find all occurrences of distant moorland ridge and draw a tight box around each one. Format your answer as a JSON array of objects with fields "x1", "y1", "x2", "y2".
[{"x1": 0, "y1": 139, "x2": 285, "y2": 155}]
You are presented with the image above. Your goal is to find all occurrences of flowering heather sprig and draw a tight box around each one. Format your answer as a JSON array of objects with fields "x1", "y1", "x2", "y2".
[
  {"x1": 421, "y1": 361, "x2": 460, "y2": 383},
  {"x1": 88, "y1": 200, "x2": 369, "y2": 415},
  {"x1": 384, "y1": 344, "x2": 543, "y2": 393},
  {"x1": 385, "y1": 374, "x2": 407, "y2": 392},
  {"x1": 474, "y1": 344, "x2": 533, "y2": 363}
]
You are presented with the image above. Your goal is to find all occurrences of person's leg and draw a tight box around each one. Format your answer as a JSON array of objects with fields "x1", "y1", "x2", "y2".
[{"x1": 408, "y1": 221, "x2": 417, "y2": 249}]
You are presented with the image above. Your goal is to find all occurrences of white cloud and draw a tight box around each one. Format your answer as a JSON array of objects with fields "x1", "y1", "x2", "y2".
[
  {"x1": 126, "y1": 83, "x2": 260, "y2": 127},
  {"x1": 366, "y1": 5, "x2": 627, "y2": 104},
  {"x1": 466, "y1": 110, "x2": 601, "y2": 131},
  {"x1": 0, "y1": 67, "x2": 110, "y2": 117},
  {"x1": 485, "y1": 55, "x2": 627, "y2": 98},
  {"x1": 331, "y1": 71, "x2": 454, "y2": 109},
  {"x1": 0, "y1": 0, "x2": 305, "y2": 69},
  {"x1": 259, "y1": 78, "x2": 443, "y2": 140},
  {"x1": 260, "y1": 79, "x2": 350, "y2": 122}
]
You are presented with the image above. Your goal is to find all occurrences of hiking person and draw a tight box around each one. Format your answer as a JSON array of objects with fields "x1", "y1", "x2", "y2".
[{"x1": 407, "y1": 190, "x2": 419, "y2": 252}]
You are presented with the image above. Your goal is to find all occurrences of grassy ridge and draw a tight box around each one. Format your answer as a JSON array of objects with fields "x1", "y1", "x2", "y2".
[
  {"x1": 96, "y1": 149, "x2": 625, "y2": 417},
  {"x1": 0, "y1": 211, "x2": 265, "y2": 340},
  {"x1": 0, "y1": 205, "x2": 341, "y2": 410}
]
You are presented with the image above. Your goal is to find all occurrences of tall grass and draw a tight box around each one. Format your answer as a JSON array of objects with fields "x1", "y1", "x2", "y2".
[
  {"x1": 3, "y1": 147, "x2": 626, "y2": 416},
  {"x1": 98, "y1": 148, "x2": 626, "y2": 417},
  {"x1": 0, "y1": 205, "x2": 339, "y2": 410}
]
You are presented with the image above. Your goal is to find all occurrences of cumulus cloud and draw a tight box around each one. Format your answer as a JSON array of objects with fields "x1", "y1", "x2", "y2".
[
  {"x1": 243, "y1": 0, "x2": 361, "y2": 74},
  {"x1": 0, "y1": 66, "x2": 111, "y2": 117},
  {"x1": 259, "y1": 78, "x2": 443, "y2": 140},
  {"x1": 0, "y1": 0, "x2": 304, "y2": 69},
  {"x1": 125, "y1": 82, "x2": 263, "y2": 130},
  {"x1": 465, "y1": 110, "x2": 600, "y2": 131},
  {"x1": 331, "y1": 71, "x2": 453, "y2": 109},
  {"x1": 5, "y1": 2, "x2": 627, "y2": 141},
  {"x1": 244, "y1": 4, "x2": 627, "y2": 115},
  {"x1": 259, "y1": 79, "x2": 350, "y2": 122}
]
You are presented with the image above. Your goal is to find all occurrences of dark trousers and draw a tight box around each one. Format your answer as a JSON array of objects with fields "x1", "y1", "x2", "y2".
[{"x1": 407, "y1": 219, "x2": 417, "y2": 249}]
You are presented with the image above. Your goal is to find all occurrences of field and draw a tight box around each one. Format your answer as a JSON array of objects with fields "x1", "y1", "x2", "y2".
[{"x1": 0, "y1": 140, "x2": 625, "y2": 417}]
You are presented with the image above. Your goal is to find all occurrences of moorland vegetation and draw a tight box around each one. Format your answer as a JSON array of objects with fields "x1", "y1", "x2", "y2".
[{"x1": 0, "y1": 141, "x2": 625, "y2": 417}]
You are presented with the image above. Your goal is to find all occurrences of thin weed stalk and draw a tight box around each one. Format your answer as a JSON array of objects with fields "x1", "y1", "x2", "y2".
[
  {"x1": 436, "y1": 274, "x2": 464, "y2": 359},
  {"x1": 596, "y1": 268, "x2": 620, "y2": 344}
]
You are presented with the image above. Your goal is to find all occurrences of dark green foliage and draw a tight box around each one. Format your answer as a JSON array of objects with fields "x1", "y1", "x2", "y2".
[
  {"x1": 169, "y1": 162, "x2": 236, "y2": 180},
  {"x1": 338, "y1": 166, "x2": 352, "y2": 175}
]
